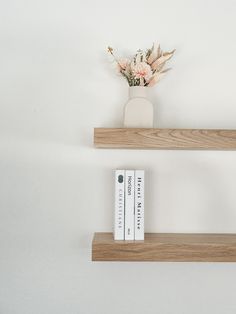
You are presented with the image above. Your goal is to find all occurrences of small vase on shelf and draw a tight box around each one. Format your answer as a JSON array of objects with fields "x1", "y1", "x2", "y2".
[
  {"x1": 107, "y1": 44, "x2": 175, "y2": 129},
  {"x1": 124, "y1": 86, "x2": 153, "y2": 128}
]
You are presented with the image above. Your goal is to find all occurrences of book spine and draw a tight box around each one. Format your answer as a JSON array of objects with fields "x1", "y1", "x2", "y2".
[
  {"x1": 135, "y1": 170, "x2": 145, "y2": 240},
  {"x1": 125, "y1": 170, "x2": 135, "y2": 240},
  {"x1": 114, "y1": 170, "x2": 125, "y2": 240}
]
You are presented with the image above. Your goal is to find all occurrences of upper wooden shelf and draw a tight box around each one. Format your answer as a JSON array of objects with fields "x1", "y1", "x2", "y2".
[
  {"x1": 94, "y1": 128, "x2": 236, "y2": 150},
  {"x1": 92, "y1": 232, "x2": 236, "y2": 262}
]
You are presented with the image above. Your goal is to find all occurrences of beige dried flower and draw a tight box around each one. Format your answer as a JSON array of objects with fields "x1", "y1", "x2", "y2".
[{"x1": 151, "y1": 49, "x2": 175, "y2": 71}]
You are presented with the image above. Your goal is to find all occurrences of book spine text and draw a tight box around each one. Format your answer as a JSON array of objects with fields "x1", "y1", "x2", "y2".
[
  {"x1": 114, "y1": 170, "x2": 125, "y2": 240},
  {"x1": 135, "y1": 170, "x2": 145, "y2": 240},
  {"x1": 125, "y1": 170, "x2": 135, "y2": 240}
]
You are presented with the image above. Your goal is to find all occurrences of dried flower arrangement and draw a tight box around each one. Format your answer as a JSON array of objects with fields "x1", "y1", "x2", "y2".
[{"x1": 107, "y1": 44, "x2": 175, "y2": 87}]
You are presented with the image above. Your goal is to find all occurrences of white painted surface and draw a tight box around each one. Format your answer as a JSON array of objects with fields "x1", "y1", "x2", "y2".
[{"x1": 0, "y1": 0, "x2": 236, "y2": 313}]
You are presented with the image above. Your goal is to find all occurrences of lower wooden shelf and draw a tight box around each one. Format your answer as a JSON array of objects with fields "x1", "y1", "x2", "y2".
[{"x1": 92, "y1": 232, "x2": 236, "y2": 262}]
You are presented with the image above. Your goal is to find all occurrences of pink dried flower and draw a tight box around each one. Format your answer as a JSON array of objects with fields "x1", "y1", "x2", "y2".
[
  {"x1": 107, "y1": 44, "x2": 175, "y2": 86},
  {"x1": 131, "y1": 62, "x2": 152, "y2": 81},
  {"x1": 117, "y1": 58, "x2": 130, "y2": 72}
]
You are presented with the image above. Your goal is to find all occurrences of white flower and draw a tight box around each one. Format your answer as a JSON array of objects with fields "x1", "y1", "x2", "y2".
[
  {"x1": 131, "y1": 62, "x2": 152, "y2": 81},
  {"x1": 117, "y1": 58, "x2": 130, "y2": 72}
]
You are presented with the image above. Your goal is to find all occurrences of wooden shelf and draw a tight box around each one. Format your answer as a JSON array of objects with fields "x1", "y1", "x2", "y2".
[
  {"x1": 93, "y1": 129, "x2": 236, "y2": 261},
  {"x1": 92, "y1": 232, "x2": 236, "y2": 262},
  {"x1": 94, "y1": 128, "x2": 236, "y2": 150}
]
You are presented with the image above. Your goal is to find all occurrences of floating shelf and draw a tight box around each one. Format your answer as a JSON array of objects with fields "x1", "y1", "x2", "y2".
[
  {"x1": 92, "y1": 232, "x2": 236, "y2": 262},
  {"x1": 94, "y1": 128, "x2": 236, "y2": 150},
  {"x1": 93, "y1": 129, "x2": 236, "y2": 262}
]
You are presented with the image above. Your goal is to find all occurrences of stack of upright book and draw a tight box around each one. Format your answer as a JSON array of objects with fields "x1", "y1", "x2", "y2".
[{"x1": 114, "y1": 170, "x2": 145, "y2": 240}]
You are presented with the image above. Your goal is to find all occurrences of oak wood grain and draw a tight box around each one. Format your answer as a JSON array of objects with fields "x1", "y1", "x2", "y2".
[
  {"x1": 92, "y1": 232, "x2": 236, "y2": 262},
  {"x1": 94, "y1": 128, "x2": 236, "y2": 150}
]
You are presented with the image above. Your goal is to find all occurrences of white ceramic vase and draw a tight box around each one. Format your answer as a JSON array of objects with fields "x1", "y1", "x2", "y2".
[{"x1": 123, "y1": 86, "x2": 154, "y2": 128}]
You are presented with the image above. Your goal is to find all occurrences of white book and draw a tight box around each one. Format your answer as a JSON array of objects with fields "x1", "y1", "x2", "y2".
[
  {"x1": 114, "y1": 170, "x2": 125, "y2": 240},
  {"x1": 135, "y1": 170, "x2": 145, "y2": 240},
  {"x1": 125, "y1": 170, "x2": 135, "y2": 240}
]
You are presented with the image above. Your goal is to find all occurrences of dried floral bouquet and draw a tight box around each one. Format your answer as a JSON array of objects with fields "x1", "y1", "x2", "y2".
[{"x1": 108, "y1": 44, "x2": 175, "y2": 87}]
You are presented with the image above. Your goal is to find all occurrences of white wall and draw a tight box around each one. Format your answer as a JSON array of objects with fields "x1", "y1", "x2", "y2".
[{"x1": 1, "y1": 0, "x2": 236, "y2": 313}]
